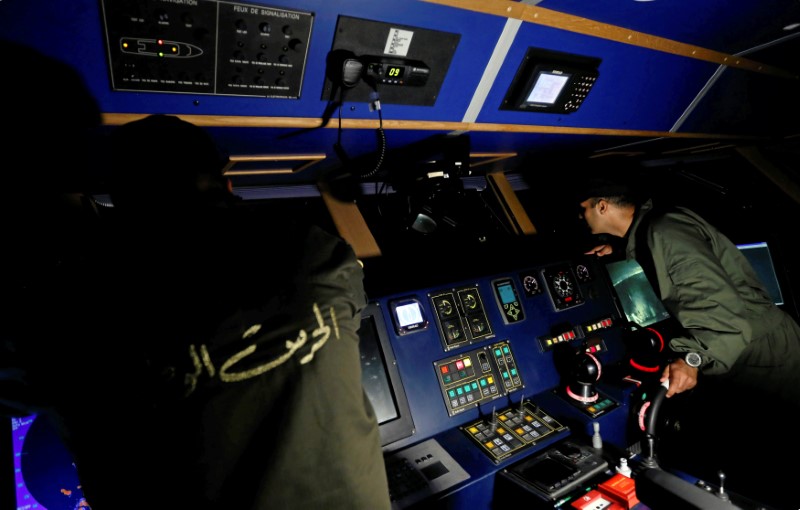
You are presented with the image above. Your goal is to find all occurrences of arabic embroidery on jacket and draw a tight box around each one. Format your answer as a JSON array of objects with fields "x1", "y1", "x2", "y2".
[{"x1": 183, "y1": 303, "x2": 337, "y2": 395}]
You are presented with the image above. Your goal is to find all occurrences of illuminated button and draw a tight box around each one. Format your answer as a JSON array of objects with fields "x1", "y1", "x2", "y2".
[
  {"x1": 469, "y1": 426, "x2": 479, "y2": 433},
  {"x1": 463, "y1": 358, "x2": 472, "y2": 367},
  {"x1": 456, "y1": 360, "x2": 464, "y2": 370},
  {"x1": 503, "y1": 346, "x2": 509, "y2": 354},
  {"x1": 440, "y1": 366, "x2": 449, "y2": 374}
]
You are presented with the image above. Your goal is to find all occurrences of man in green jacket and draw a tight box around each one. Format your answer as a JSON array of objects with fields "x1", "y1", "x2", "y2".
[
  {"x1": 578, "y1": 182, "x2": 800, "y2": 402},
  {"x1": 578, "y1": 179, "x2": 800, "y2": 508}
]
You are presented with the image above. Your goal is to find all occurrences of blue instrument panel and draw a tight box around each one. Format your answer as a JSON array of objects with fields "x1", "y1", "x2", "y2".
[{"x1": 370, "y1": 255, "x2": 632, "y2": 455}]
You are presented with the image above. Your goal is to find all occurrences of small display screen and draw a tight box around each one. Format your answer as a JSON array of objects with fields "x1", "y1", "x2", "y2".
[
  {"x1": 522, "y1": 457, "x2": 578, "y2": 489},
  {"x1": 497, "y1": 282, "x2": 516, "y2": 305},
  {"x1": 737, "y1": 242, "x2": 784, "y2": 305},
  {"x1": 359, "y1": 316, "x2": 399, "y2": 425},
  {"x1": 605, "y1": 258, "x2": 671, "y2": 327},
  {"x1": 385, "y1": 65, "x2": 405, "y2": 78},
  {"x1": 396, "y1": 302, "x2": 423, "y2": 327},
  {"x1": 390, "y1": 297, "x2": 429, "y2": 336},
  {"x1": 526, "y1": 71, "x2": 570, "y2": 104},
  {"x1": 358, "y1": 303, "x2": 415, "y2": 446}
]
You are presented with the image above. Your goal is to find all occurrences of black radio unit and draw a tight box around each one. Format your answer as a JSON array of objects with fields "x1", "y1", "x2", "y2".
[{"x1": 363, "y1": 56, "x2": 430, "y2": 86}]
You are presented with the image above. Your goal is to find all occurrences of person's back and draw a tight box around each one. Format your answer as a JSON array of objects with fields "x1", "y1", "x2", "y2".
[{"x1": 57, "y1": 115, "x2": 391, "y2": 509}]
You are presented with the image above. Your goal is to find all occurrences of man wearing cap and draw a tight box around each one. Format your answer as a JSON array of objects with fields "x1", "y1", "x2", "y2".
[
  {"x1": 578, "y1": 181, "x2": 800, "y2": 402},
  {"x1": 577, "y1": 178, "x2": 800, "y2": 507}
]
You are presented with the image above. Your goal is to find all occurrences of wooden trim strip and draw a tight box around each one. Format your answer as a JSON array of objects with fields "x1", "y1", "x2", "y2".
[
  {"x1": 222, "y1": 153, "x2": 326, "y2": 175},
  {"x1": 421, "y1": 0, "x2": 798, "y2": 79},
  {"x1": 469, "y1": 152, "x2": 518, "y2": 169},
  {"x1": 486, "y1": 172, "x2": 537, "y2": 235},
  {"x1": 102, "y1": 113, "x2": 766, "y2": 141},
  {"x1": 319, "y1": 185, "x2": 382, "y2": 259}
]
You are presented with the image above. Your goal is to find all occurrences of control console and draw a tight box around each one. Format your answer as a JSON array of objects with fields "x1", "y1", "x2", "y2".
[{"x1": 497, "y1": 441, "x2": 609, "y2": 505}]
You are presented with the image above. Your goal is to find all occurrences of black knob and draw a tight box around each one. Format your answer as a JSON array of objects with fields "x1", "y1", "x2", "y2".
[{"x1": 288, "y1": 38, "x2": 303, "y2": 51}]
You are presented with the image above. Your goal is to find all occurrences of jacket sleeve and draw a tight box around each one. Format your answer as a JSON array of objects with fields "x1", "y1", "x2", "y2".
[{"x1": 648, "y1": 213, "x2": 752, "y2": 375}]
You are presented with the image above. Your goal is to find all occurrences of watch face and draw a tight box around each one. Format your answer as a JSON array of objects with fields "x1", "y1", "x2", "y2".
[{"x1": 685, "y1": 352, "x2": 702, "y2": 368}]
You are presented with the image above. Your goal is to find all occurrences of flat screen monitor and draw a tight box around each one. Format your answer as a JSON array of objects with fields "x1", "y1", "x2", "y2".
[
  {"x1": 358, "y1": 303, "x2": 415, "y2": 447},
  {"x1": 605, "y1": 258, "x2": 671, "y2": 328},
  {"x1": 525, "y1": 70, "x2": 570, "y2": 105},
  {"x1": 5, "y1": 414, "x2": 89, "y2": 510},
  {"x1": 736, "y1": 241, "x2": 784, "y2": 306}
]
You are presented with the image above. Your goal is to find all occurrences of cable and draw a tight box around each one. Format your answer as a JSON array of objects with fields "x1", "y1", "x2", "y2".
[
  {"x1": 332, "y1": 91, "x2": 386, "y2": 180},
  {"x1": 360, "y1": 94, "x2": 385, "y2": 179}
]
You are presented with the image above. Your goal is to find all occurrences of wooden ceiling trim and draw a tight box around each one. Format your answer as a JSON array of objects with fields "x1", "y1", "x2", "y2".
[
  {"x1": 102, "y1": 113, "x2": 766, "y2": 142},
  {"x1": 422, "y1": 0, "x2": 798, "y2": 79},
  {"x1": 223, "y1": 154, "x2": 326, "y2": 175}
]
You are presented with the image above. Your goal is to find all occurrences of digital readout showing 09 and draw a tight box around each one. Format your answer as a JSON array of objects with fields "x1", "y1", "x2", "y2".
[{"x1": 385, "y1": 65, "x2": 404, "y2": 78}]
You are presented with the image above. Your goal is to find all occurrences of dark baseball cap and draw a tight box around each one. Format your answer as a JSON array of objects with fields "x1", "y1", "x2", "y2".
[{"x1": 574, "y1": 178, "x2": 637, "y2": 203}]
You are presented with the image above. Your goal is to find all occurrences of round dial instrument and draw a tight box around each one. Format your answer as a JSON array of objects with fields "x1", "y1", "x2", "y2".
[{"x1": 552, "y1": 271, "x2": 574, "y2": 297}]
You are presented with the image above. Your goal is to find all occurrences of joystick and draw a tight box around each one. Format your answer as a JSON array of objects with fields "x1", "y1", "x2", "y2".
[
  {"x1": 565, "y1": 351, "x2": 602, "y2": 404},
  {"x1": 623, "y1": 321, "x2": 666, "y2": 379}
]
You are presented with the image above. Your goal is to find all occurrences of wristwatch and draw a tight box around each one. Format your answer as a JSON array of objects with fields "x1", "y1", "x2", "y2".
[{"x1": 683, "y1": 352, "x2": 703, "y2": 368}]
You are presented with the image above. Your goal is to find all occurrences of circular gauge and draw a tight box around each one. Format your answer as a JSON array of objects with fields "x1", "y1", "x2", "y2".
[
  {"x1": 576, "y1": 264, "x2": 591, "y2": 282},
  {"x1": 553, "y1": 272, "x2": 574, "y2": 297},
  {"x1": 437, "y1": 298, "x2": 453, "y2": 316},
  {"x1": 522, "y1": 275, "x2": 540, "y2": 296},
  {"x1": 463, "y1": 293, "x2": 477, "y2": 310}
]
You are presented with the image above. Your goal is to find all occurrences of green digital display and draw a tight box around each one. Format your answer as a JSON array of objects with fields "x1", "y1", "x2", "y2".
[{"x1": 385, "y1": 65, "x2": 405, "y2": 78}]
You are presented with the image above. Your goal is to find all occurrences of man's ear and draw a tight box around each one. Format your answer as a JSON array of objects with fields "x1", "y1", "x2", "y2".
[{"x1": 596, "y1": 198, "x2": 608, "y2": 214}]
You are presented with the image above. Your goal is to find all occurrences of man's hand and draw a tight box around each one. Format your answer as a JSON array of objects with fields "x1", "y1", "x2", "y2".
[
  {"x1": 585, "y1": 244, "x2": 614, "y2": 257},
  {"x1": 660, "y1": 359, "x2": 698, "y2": 397}
]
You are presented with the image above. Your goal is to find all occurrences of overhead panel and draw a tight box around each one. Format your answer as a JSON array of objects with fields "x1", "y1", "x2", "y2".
[
  {"x1": 322, "y1": 15, "x2": 460, "y2": 106},
  {"x1": 100, "y1": 0, "x2": 313, "y2": 98}
]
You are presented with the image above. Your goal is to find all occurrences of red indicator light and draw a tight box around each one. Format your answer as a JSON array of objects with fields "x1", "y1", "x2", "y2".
[{"x1": 158, "y1": 39, "x2": 164, "y2": 45}]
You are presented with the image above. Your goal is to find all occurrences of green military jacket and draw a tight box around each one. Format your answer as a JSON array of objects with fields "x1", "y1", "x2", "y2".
[{"x1": 625, "y1": 200, "x2": 800, "y2": 402}]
